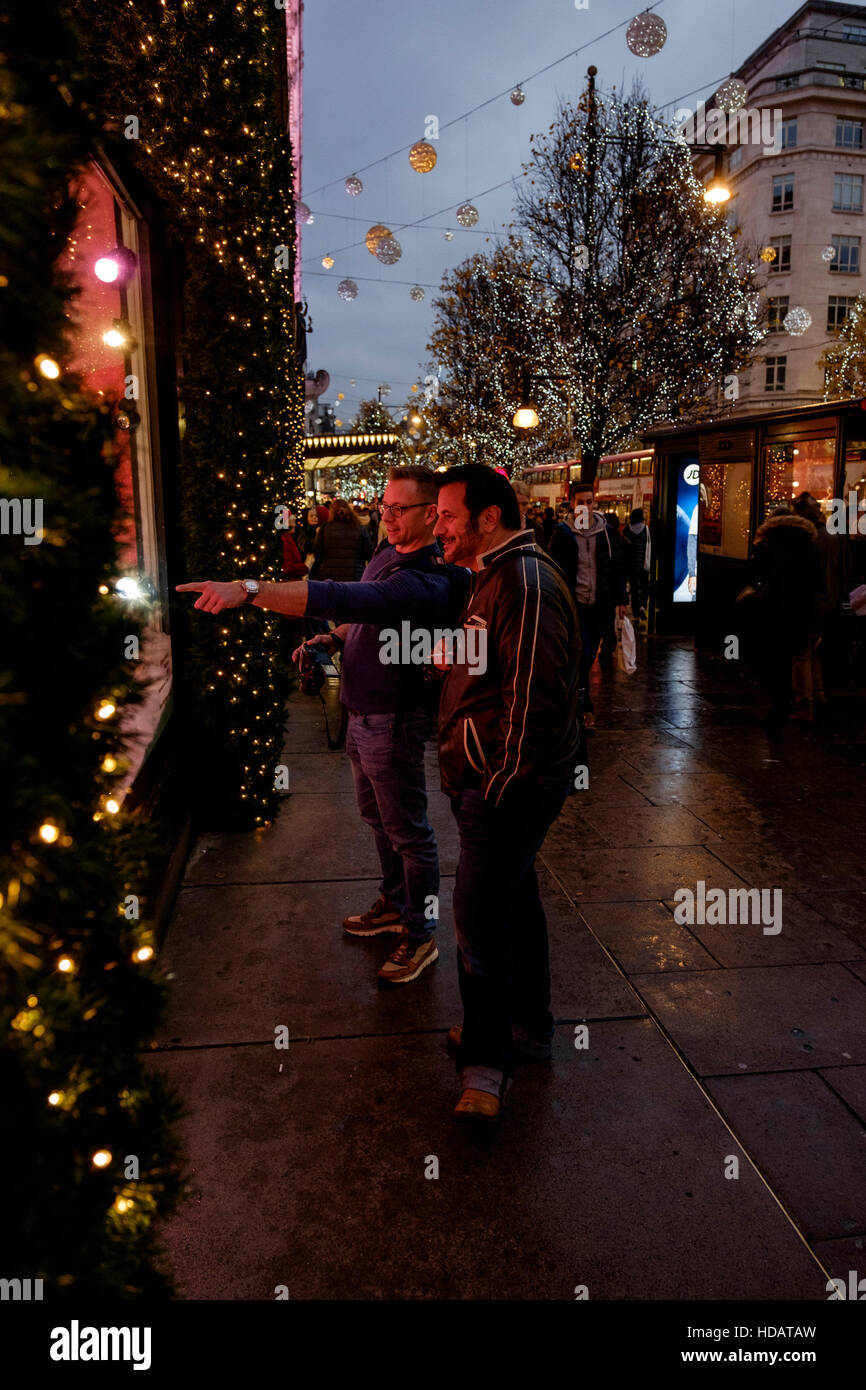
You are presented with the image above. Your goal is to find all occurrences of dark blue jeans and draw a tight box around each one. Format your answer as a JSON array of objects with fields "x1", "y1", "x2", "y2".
[
  {"x1": 577, "y1": 601, "x2": 608, "y2": 714},
  {"x1": 345, "y1": 709, "x2": 438, "y2": 945},
  {"x1": 450, "y1": 779, "x2": 570, "y2": 1078}
]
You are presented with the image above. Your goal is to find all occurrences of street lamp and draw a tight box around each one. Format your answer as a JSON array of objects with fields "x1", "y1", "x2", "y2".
[
  {"x1": 513, "y1": 402, "x2": 540, "y2": 430},
  {"x1": 702, "y1": 148, "x2": 731, "y2": 205},
  {"x1": 513, "y1": 371, "x2": 539, "y2": 430}
]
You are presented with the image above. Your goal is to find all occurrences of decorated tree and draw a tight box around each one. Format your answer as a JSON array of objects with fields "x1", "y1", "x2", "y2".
[
  {"x1": 1, "y1": 0, "x2": 182, "y2": 1297},
  {"x1": 426, "y1": 240, "x2": 548, "y2": 475},
  {"x1": 513, "y1": 77, "x2": 763, "y2": 478},
  {"x1": 70, "y1": 0, "x2": 306, "y2": 829},
  {"x1": 821, "y1": 295, "x2": 866, "y2": 398},
  {"x1": 429, "y1": 75, "x2": 764, "y2": 481}
]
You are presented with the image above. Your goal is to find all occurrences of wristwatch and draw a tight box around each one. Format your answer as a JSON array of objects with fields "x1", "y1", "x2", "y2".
[{"x1": 241, "y1": 579, "x2": 260, "y2": 604}]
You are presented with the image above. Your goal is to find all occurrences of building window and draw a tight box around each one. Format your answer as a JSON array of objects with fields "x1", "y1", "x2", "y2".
[
  {"x1": 776, "y1": 74, "x2": 799, "y2": 90},
  {"x1": 725, "y1": 198, "x2": 739, "y2": 231},
  {"x1": 831, "y1": 234, "x2": 861, "y2": 272},
  {"x1": 781, "y1": 118, "x2": 797, "y2": 149},
  {"x1": 816, "y1": 60, "x2": 845, "y2": 72},
  {"x1": 728, "y1": 146, "x2": 743, "y2": 172},
  {"x1": 843, "y1": 23, "x2": 866, "y2": 43},
  {"x1": 769, "y1": 235, "x2": 792, "y2": 272},
  {"x1": 765, "y1": 357, "x2": 787, "y2": 391},
  {"x1": 833, "y1": 172, "x2": 864, "y2": 212},
  {"x1": 845, "y1": 75, "x2": 866, "y2": 90},
  {"x1": 764, "y1": 438, "x2": 835, "y2": 517},
  {"x1": 828, "y1": 295, "x2": 858, "y2": 330},
  {"x1": 772, "y1": 174, "x2": 794, "y2": 212},
  {"x1": 767, "y1": 296, "x2": 789, "y2": 331},
  {"x1": 836, "y1": 117, "x2": 864, "y2": 148}
]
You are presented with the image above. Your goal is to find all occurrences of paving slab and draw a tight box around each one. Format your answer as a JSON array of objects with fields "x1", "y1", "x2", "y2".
[
  {"x1": 658, "y1": 892, "x2": 864, "y2": 968},
  {"x1": 158, "y1": 868, "x2": 640, "y2": 1049},
  {"x1": 150, "y1": 1021, "x2": 824, "y2": 1300},
  {"x1": 710, "y1": 841, "x2": 866, "y2": 893},
  {"x1": 184, "y1": 784, "x2": 461, "y2": 886},
  {"x1": 808, "y1": 893, "x2": 866, "y2": 952},
  {"x1": 818, "y1": 1066, "x2": 866, "y2": 1125},
  {"x1": 635, "y1": 964, "x2": 866, "y2": 1075},
  {"x1": 578, "y1": 899, "x2": 720, "y2": 973},
  {"x1": 158, "y1": 877, "x2": 462, "y2": 1046},
  {"x1": 580, "y1": 804, "x2": 724, "y2": 848},
  {"x1": 547, "y1": 845, "x2": 748, "y2": 905},
  {"x1": 705, "y1": 1072, "x2": 866, "y2": 1243}
]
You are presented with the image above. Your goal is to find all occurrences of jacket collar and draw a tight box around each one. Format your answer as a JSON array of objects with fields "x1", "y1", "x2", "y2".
[{"x1": 478, "y1": 531, "x2": 537, "y2": 569}]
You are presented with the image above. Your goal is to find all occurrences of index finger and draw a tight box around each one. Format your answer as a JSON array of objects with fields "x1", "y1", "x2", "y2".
[{"x1": 175, "y1": 582, "x2": 208, "y2": 592}]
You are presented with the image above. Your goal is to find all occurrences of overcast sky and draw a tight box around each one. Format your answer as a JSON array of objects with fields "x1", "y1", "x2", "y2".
[{"x1": 300, "y1": 0, "x2": 803, "y2": 423}]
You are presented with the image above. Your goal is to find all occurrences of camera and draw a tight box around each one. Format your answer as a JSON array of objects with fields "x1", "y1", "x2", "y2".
[{"x1": 298, "y1": 640, "x2": 331, "y2": 697}]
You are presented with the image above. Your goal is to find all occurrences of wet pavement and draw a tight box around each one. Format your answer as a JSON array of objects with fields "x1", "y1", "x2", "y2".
[{"x1": 151, "y1": 638, "x2": 866, "y2": 1299}]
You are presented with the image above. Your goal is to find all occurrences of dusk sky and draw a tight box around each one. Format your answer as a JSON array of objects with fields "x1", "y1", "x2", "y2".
[{"x1": 301, "y1": 0, "x2": 803, "y2": 424}]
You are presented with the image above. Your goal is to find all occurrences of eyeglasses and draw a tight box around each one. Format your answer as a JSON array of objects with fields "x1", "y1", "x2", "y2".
[{"x1": 381, "y1": 502, "x2": 429, "y2": 518}]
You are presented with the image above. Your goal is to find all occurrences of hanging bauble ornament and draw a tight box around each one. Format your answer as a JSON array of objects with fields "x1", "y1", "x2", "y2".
[
  {"x1": 366, "y1": 223, "x2": 392, "y2": 255},
  {"x1": 410, "y1": 285, "x2": 425, "y2": 301},
  {"x1": 456, "y1": 203, "x2": 479, "y2": 227},
  {"x1": 411, "y1": 384, "x2": 419, "y2": 392},
  {"x1": 375, "y1": 236, "x2": 402, "y2": 265},
  {"x1": 349, "y1": 378, "x2": 356, "y2": 386},
  {"x1": 296, "y1": 201, "x2": 312, "y2": 224},
  {"x1": 366, "y1": 222, "x2": 391, "y2": 255},
  {"x1": 409, "y1": 141, "x2": 437, "y2": 173},
  {"x1": 625, "y1": 11, "x2": 667, "y2": 57},
  {"x1": 444, "y1": 230, "x2": 454, "y2": 241},
  {"x1": 760, "y1": 246, "x2": 777, "y2": 263},
  {"x1": 784, "y1": 306, "x2": 812, "y2": 336},
  {"x1": 569, "y1": 152, "x2": 585, "y2": 173},
  {"x1": 322, "y1": 255, "x2": 334, "y2": 269},
  {"x1": 345, "y1": 176, "x2": 363, "y2": 197},
  {"x1": 822, "y1": 245, "x2": 837, "y2": 263},
  {"x1": 337, "y1": 279, "x2": 358, "y2": 301},
  {"x1": 714, "y1": 78, "x2": 748, "y2": 114},
  {"x1": 510, "y1": 86, "x2": 525, "y2": 106}
]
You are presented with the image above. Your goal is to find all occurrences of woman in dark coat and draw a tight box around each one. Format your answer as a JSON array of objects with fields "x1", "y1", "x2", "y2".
[
  {"x1": 746, "y1": 509, "x2": 821, "y2": 734},
  {"x1": 309, "y1": 497, "x2": 373, "y2": 581}
]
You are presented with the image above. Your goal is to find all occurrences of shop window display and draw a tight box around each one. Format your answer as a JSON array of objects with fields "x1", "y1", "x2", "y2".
[{"x1": 58, "y1": 161, "x2": 172, "y2": 792}]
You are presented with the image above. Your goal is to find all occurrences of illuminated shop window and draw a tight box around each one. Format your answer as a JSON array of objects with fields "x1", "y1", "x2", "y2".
[{"x1": 58, "y1": 161, "x2": 172, "y2": 788}]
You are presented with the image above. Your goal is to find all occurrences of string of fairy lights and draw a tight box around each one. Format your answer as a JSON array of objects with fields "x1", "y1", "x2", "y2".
[
  {"x1": 37, "y1": 2, "x2": 305, "y2": 828},
  {"x1": 298, "y1": 4, "x2": 772, "y2": 432}
]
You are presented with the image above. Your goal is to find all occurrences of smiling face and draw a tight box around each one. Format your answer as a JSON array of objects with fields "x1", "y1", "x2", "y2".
[
  {"x1": 433, "y1": 482, "x2": 485, "y2": 565},
  {"x1": 381, "y1": 476, "x2": 437, "y2": 548}
]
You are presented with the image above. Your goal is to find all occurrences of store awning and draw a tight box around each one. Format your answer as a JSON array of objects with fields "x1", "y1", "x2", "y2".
[{"x1": 303, "y1": 432, "x2": 402, "y2": 471}]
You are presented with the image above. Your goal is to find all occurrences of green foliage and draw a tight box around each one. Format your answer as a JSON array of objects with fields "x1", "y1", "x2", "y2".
[
  {"x1": 822, "y1": 296, "x2": 866, "y2": 399},
  {"x1": 1, "y1": 0, "x2": 183, "y2": 1296},
  {"x1": 70, "y1": 0, "x2": 306, "y2": 828}
]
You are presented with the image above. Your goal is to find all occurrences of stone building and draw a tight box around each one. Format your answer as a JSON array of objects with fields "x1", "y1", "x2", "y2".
[{"x1": 692, "y1": 1, "x2": 866, "y2": 411}]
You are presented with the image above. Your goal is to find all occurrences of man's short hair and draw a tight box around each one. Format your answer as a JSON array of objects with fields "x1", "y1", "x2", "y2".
[
  {"x1": 440, "y1": 464, "x2": 521, "y2": 530},
  {"x1": 387, "y1": 464, "x2": 438, "y2": 503},
  {"x1": 570, "y1": 478, "x2": 597, "y2": 501}
]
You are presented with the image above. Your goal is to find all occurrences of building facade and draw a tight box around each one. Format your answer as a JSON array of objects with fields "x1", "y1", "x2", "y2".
[{"x1": 693, "y1": 2, "x2": 866, "y2": 411}]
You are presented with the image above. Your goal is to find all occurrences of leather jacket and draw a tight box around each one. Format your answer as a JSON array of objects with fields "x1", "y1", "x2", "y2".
[{"x1": 437, "y1": 532, "x2": 581, "y2": 808}]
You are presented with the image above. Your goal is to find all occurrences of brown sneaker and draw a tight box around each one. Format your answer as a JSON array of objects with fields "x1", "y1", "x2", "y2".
[
  {"x1": 343, "y1": 896, "x2": 403, "y2": 936},
  {"x1": 377, "y1": 932, "x2": 438, "y2": 984},
  {"x1": 452, "y1": 1088, "x2": 503, "y2": 1123}
]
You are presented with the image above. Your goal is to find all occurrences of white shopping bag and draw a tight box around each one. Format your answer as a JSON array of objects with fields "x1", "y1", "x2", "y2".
[{"x1": 615, "y1": 613, "x2": 637, "y2": 675}]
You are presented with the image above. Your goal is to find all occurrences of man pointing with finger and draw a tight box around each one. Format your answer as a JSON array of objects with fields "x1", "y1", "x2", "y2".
[{"x1": 178, "y1": 465, "x2": 469, "y2": 987}]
